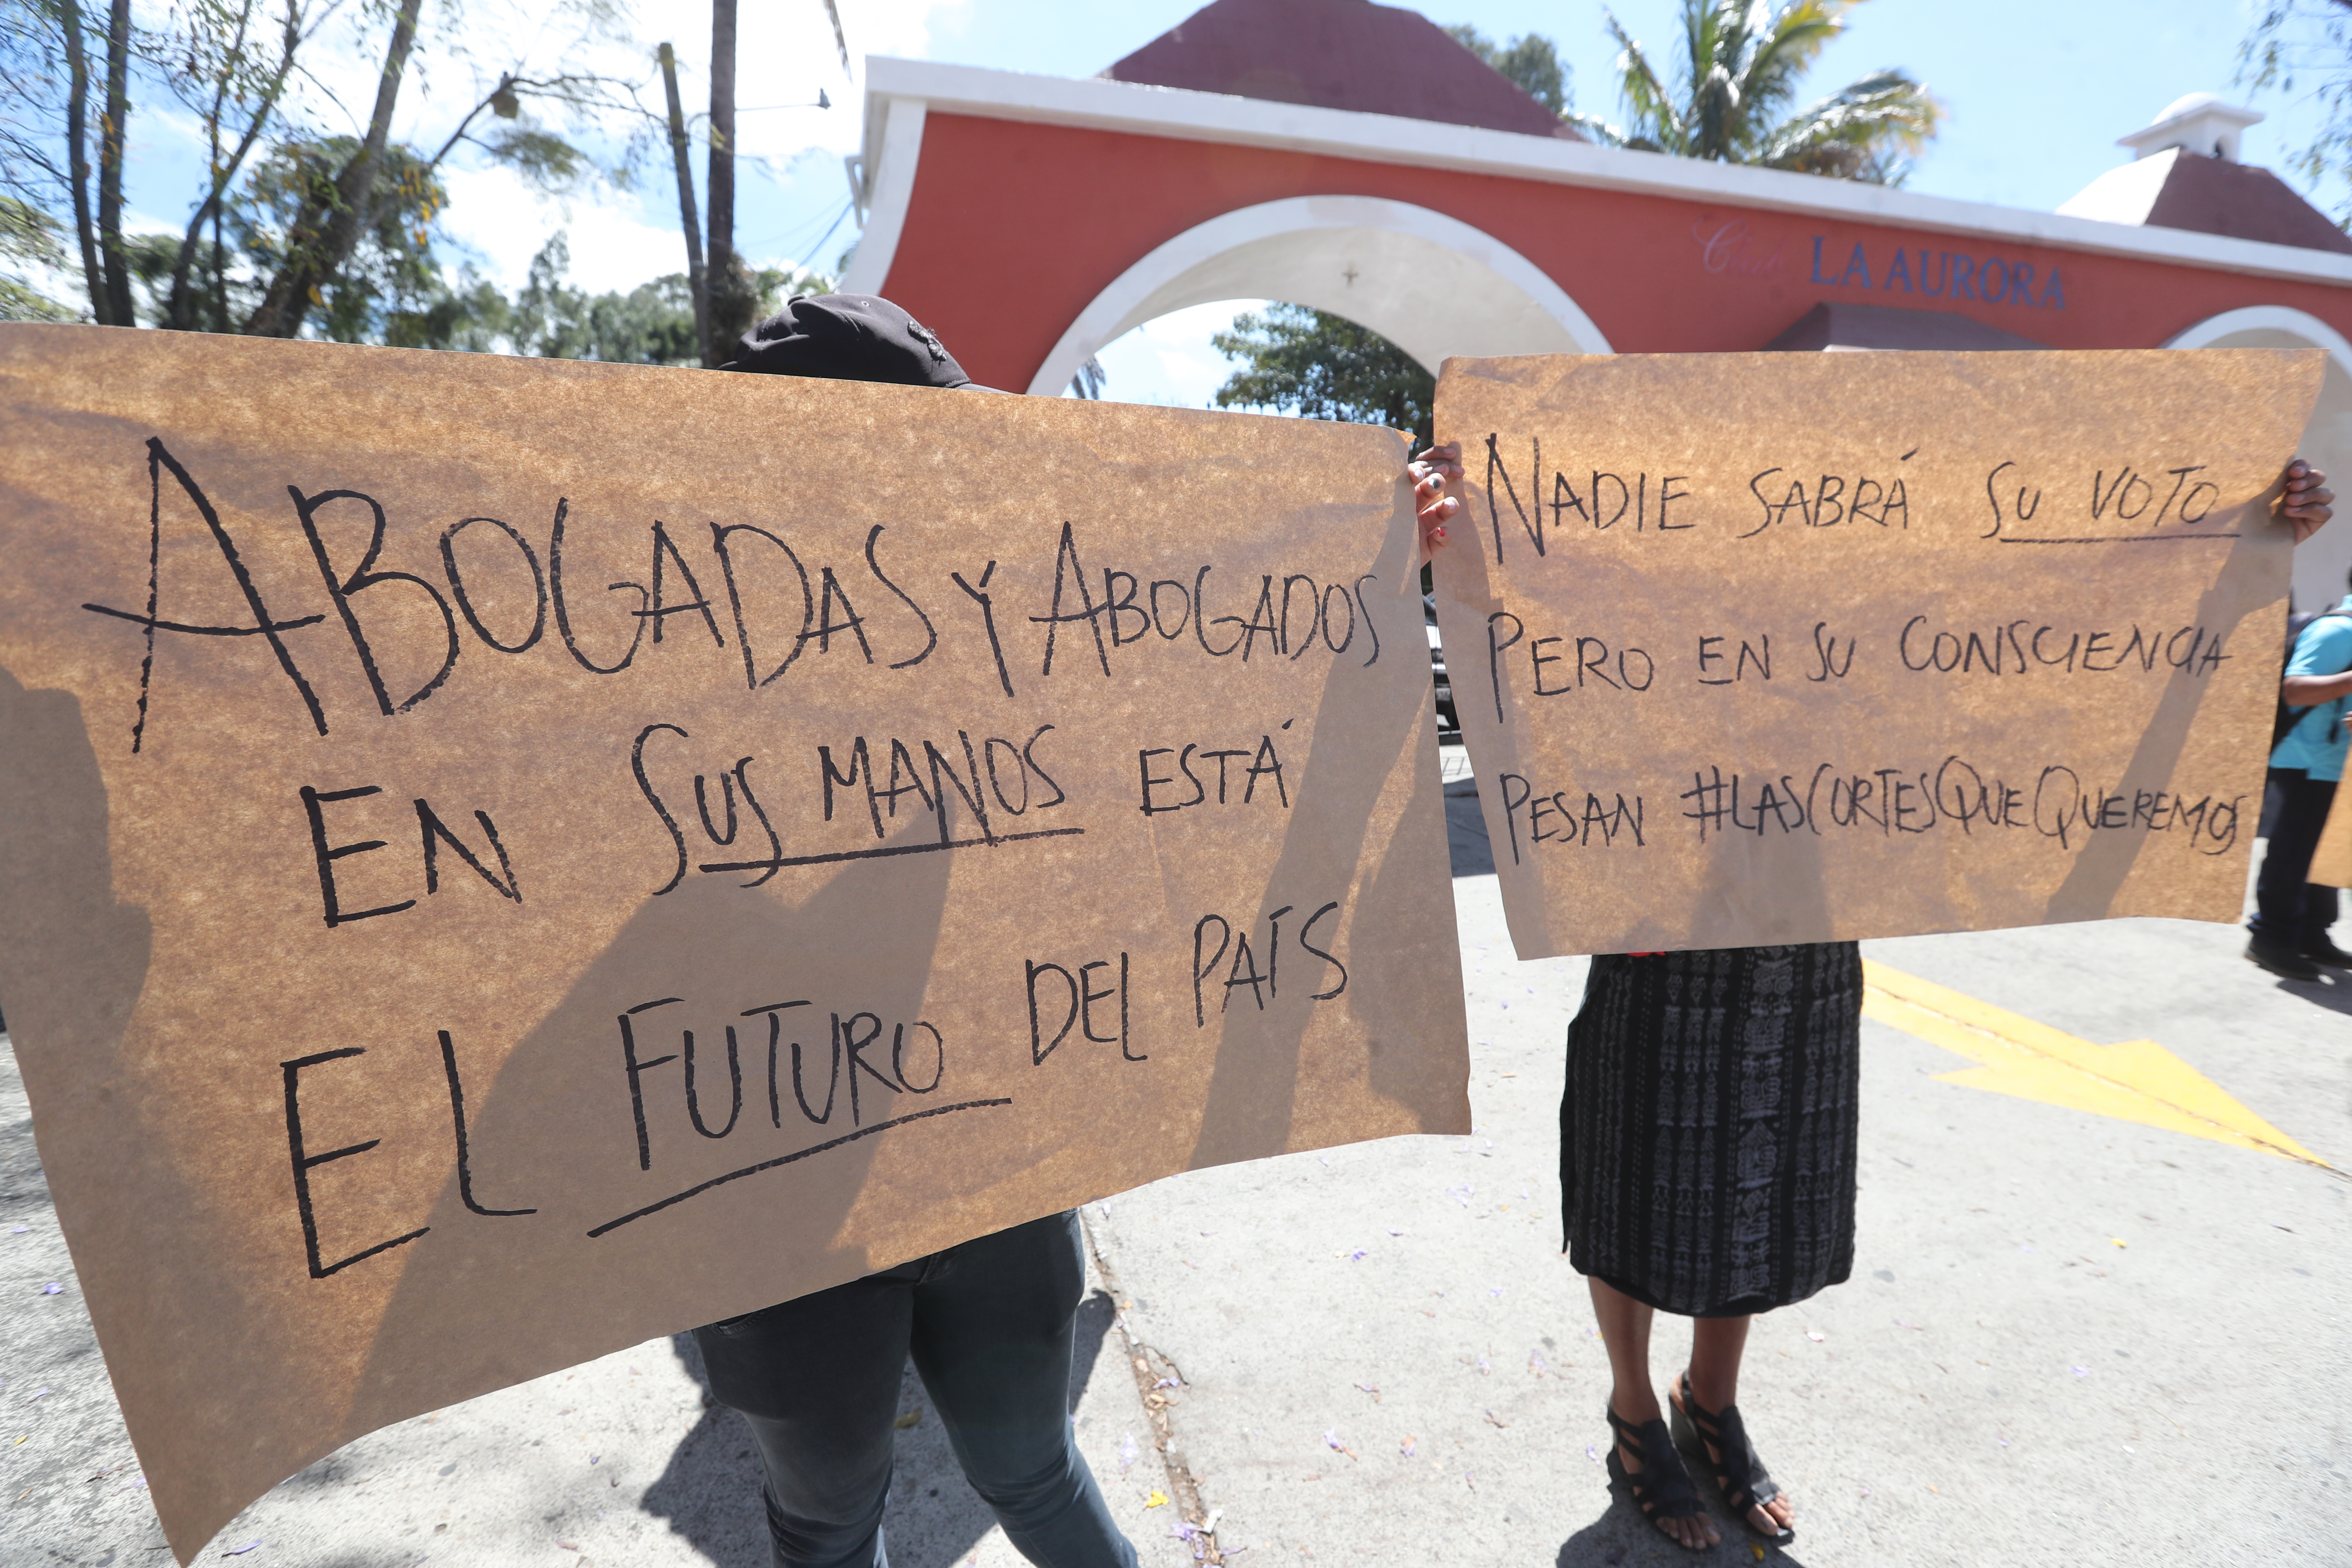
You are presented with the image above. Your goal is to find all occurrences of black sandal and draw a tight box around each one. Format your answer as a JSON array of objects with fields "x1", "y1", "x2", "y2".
[
  {"x1": 1670, "y1": 1371, "x2": 1795, "y2": 1545},
  {"x1": 1603, "y1": 1402, "x2": 1710, "y2": 1550}
]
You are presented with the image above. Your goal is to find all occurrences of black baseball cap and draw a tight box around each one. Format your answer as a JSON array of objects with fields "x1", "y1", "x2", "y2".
[{"x1": 723, "y1": 294, "x2": 973, "y2": 389}]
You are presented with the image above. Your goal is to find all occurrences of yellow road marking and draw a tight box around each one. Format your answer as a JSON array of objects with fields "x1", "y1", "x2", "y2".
[{"x1": 1860, "y1": 961, "x2": 2329, "y2": 1168}]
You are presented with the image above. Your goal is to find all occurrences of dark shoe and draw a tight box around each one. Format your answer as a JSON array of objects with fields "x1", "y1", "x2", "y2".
[
  {"x1": 1603, "y1": 1402, "x2": 1710, "y2": 1550},
  {"x1": 1670, "y1": 1372, "x2": 1795, "y2": 1546},
  {"x1": 2248, "y1": 939, "x2": 2323, "y2": 982},
  {"x1": 2301, "y1": 937, "x2": 2352, "y2": 969}
]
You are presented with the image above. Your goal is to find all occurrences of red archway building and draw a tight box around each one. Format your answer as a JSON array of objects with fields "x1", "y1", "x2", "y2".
[{"x1": 843, "y1": 0, "x2": 2352, "y2": 606}]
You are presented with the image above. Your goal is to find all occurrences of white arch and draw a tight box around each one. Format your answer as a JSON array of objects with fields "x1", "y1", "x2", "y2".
[
  {"x1": 2163, "y1": 304, "x2": 2352, "y2": 372},
  {"x1": 2168, "y1": 305, "x2": 2352, "y2": 610},
  {"x1": 1025, "y1": 196, "x2": 1612, "y2": 397}
]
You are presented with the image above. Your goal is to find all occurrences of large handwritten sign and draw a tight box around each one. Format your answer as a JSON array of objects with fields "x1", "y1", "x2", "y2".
[
  {"x1": 1433, "y1": 349, "x2": 2321, "y2": 956},
  {"x1": 2313, "y1": 783, "x2": 2352, "y2": 888},
  {"x1": 0, "y1": 325, "x2": 1467, "y2": 1560}
]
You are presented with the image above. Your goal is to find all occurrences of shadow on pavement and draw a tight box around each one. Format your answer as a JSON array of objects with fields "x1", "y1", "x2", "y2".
[
  {"x1": 1446, "y1": 775, "x2": 1495, "y2": 878},
  {"x1": 639, "y1": 1283, "x2": 1118, "y2": 1567},
  {"x1": 639, "y1": 1333, "x2": 769, "y2": 1566},
  {"x1": 1556, "y1": 1482, "x2": 1816, "y2": 1567},
  {"x1": 2263, "y1": 970, "x2": 2352, "y2": 1014},
  {"x1": 1068, "y1": 1285, "x2": 1116, "y2": 1409}
]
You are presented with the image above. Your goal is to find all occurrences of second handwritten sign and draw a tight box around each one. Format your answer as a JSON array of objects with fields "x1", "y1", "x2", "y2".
[{"x1": 1433, "y1": 349, "x2": 2321, "y2": 956}]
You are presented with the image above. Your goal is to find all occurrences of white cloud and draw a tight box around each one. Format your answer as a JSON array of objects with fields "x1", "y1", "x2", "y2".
[
  {"x1": 726, "y1": 0, "x2": 971, "y2": 159},
  {"x1": 434, "y1": 165, "x2": 686, "y2": 293},
  {"x1": 416, "y1": 0, "x2": 965, "y2": 289}
]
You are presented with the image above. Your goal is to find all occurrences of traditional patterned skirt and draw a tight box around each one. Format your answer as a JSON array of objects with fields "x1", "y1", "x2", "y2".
[{"x1": 1560, "y1": 943, "x2": 1862, "y2": 1318}]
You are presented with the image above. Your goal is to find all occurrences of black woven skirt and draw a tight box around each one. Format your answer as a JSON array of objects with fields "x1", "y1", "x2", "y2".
[{"x1": 1560, "y1": 943, "x2": 1862, "y2": 1318}]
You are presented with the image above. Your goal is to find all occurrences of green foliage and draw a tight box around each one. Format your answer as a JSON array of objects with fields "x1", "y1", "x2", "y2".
[
  {"x1": 233, "y1": 136, "x2": 450, "y2": 341},
  {"x1": 1211, "y1": 303, "x2": 1433, "y2": 447},
  {"x1": 0, "y1": 0, "x2": 662, "y2": 333},
  {"x1": 385, "y1": 231, "x2": 832, "y2": 363},
  {"x1": 1443, "y1": 23, "x2": 1572, "y2": 115},
  {"x1": 0, "y1": 193, "x2": 74, "y2": 320},
  {"x1": 472, "y1": 125, "x2": 594, "y2": 192},
  {"x1": 500, "y1": 234, "x2": 700, "y2": 362},
  {"x1": 381, "y1": 273, "x2": 512, "y2": 353},
  {"x1": 1571, "y1": 0, "x2": 1940, "y2": 184},
  {"x1": 2242, "y1": 3, "x2": 2352, "y2": 223}
]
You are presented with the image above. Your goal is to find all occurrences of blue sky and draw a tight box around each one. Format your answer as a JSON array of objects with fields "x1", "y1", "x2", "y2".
[{"x1": 110, "y1": 0, "x2": 2346, "y2": 401}]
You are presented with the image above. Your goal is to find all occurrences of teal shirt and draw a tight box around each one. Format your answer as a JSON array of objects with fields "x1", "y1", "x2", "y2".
[{"x1": 2272, "y1": 599, "x2": 2352, "y2": 782}]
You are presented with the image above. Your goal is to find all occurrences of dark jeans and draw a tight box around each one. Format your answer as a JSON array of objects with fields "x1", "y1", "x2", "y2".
[
  {"x1": 692, "y1": 1210, "x2": 1136, "y2": 1568},
  {"x1": 2251, "y1": 767, "x2": 2342, "y2": 949}
]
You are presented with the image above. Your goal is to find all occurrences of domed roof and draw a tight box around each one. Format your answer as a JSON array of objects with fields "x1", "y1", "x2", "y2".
[
  {"x1": 1103, "y1": 0, "x2": 1582, "y2": 140},
  {"x1": 2150, "y1": 91, "x2": 2229, "y2": 124}
]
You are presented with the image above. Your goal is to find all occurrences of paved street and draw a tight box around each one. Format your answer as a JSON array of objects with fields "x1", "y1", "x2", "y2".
[{"x1": 5, "y1": 760, "x2": 2348, "y2": 1568}]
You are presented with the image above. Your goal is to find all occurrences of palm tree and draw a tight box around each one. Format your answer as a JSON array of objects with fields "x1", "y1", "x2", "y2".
[{"x1": 1571, "y1": 0, "x2": 1941, "y2": 185}]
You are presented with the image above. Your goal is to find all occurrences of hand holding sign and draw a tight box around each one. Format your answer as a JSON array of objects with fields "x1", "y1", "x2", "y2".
[{"x1": 2281, "y1": 458, "x2": 2335, "y2": 544}]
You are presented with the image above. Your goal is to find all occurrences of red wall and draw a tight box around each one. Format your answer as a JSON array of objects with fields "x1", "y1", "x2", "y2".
[{"x1": 879, "y1": 113, "x2": 2352, "y2": 391}]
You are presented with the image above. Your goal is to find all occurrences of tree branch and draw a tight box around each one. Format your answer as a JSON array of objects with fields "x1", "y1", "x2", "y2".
[
  {"x1": 94, "y1": 0, "x2": 133, "y2": 325},
  {"x1": 244, "y1": 0, "x2": 423, "y2": 337},
  {"x1": 56, "y1": 0, "x2": 104, "y2": 318},
  {"x1": 165, "y1": 0, "x2": 306, "y2": 330}
]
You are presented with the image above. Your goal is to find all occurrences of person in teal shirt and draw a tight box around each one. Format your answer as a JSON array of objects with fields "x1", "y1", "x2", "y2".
[{"x1": 2251, "y1": 557, "x2": 2352, "y2": 981}]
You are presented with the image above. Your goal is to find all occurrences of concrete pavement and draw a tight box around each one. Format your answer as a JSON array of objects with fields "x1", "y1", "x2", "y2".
[
  {"x1": 5, "y1": 757, "x2": 2348, "y2": 1567},
  {"x1": 1083, "y1": 885, "x2": 2349, "y2": 1568}
]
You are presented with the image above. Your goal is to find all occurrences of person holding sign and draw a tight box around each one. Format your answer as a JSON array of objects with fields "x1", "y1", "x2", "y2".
[
  {"x1": 2250, "y1": 554, "x2": 2352, "y2": 981},
  {"x1": 689, "y1": 295, "x2": 1137, "y2": 1568},
  {"x1": 1410, "y1": 442, "x2": 2333, "y2": 1552}
]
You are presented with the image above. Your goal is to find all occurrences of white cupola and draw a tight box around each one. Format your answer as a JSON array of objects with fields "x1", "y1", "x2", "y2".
[{"x1": 2116, "y1": 93, "x2": 2264, "y2": 163}]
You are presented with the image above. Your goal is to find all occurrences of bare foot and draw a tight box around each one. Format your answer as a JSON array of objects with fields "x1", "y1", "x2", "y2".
[
  {"x1": 1670, "y1": 1378, "x2": 1795, "y2": 1538},
  {"x1": 1757, "y1": 1491, "x2": 1796, "y2": 1536},
  {"x1": 1610, "y1": 1396, "x2": 1721, "y2": 1550}
]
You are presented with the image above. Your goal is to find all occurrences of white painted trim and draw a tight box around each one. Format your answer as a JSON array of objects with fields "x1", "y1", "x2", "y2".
[
  {"x1": 839, "y1": 98, "x2": 926, "y2": 297},
  {"x1": 2163, "y1": 304, "x2": 2352, "y2": 377},
  {"x1": 1022, "y1": 196, "x2": 1612, "y2": 396},
  {"x1": 852, "y1": 57, "x2": 2352, "y2": 296},
  {"x1": 2168, "y1": 306, "x2": 2352, "y2": 614}
]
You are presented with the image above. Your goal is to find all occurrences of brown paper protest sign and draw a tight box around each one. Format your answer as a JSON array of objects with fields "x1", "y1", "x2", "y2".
[
  {"x1": 0, "y1": 324, "x2": 1467, "y2": 1559},
  {"x1": 1433, "y1": 350, "x2": 2321, "y2": 956},
  {"x1": 2311, "y1": 780, "x2": 2352, "y2": 888}
]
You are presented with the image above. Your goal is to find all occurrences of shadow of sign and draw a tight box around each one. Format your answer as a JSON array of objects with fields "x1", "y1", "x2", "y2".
[
  {"x1": 343, "y1": 812, "x2": 964, "y2": 1446},
  {"x1": 2042, "y1": 521, "x2": 2281, "y2": 922},
  {"x1": 1186, "y1": 526, "x2": 1467, "y2": 1169},
  {"x1": 641, "y1": 1289, "x2": 1118, "y2": 1567},
  {"x1": 1445, "y1": 774, "x2": 1498, "y2": 879}
]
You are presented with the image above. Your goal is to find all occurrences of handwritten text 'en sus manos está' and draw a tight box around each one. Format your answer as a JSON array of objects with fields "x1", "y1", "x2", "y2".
[{"x1": 1473, "y1": 437, "x2": 2245, "y2": 562}]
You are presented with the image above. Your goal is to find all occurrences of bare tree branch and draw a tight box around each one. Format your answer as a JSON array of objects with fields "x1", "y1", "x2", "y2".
[
  {"x1": 244, "y1": 0, "x2": 421, "y2": 337},
  {"x1": 94, "y1": 0, "x2": 132, "y2": 323}
]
